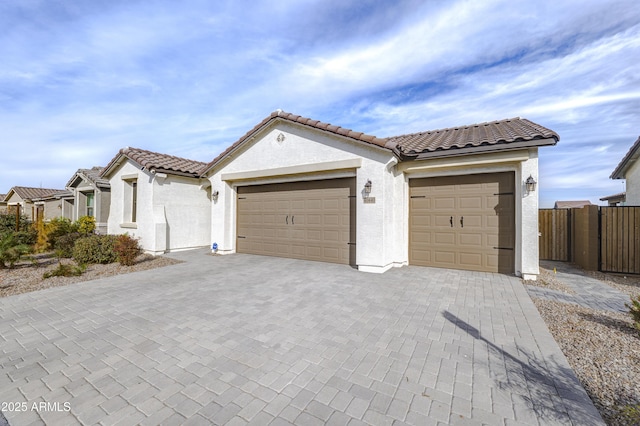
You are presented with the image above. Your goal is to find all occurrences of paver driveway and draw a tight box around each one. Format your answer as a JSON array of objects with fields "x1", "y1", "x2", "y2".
[{"x1": 0, "y1": 250, "x2": 602, "y2": 425}]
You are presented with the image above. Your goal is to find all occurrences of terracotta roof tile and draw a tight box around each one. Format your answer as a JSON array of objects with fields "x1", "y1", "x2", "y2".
[
  {"x1": 102, "y1": 147, "x2": 207, "y2": 178},
  {"x1": 66, "y1": 166, "x2": 110, "y2": 189},
  {"x1": 7, "y1": 186, "x2": 67, "y2": 201},
  {"x1": 202, "y1": 110, "x2": 388, "y2": 174},
  {"x1": 610, "y1": 135, "x2": 640, "y2": 179},
  {"x1": 387, "y1": 117, "x2": 558, "y2": 156}
]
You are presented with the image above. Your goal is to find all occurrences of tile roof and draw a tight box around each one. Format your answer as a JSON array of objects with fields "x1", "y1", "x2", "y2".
[
  {"x1": 6, "y1": 186, "x2": 67, "y2": 202},
  {"x1": 32, "y1": 190, "x2": 73, "y2": 201},
  {"x1": 202, "y1": 111, "x2": 558, "y2": 174},
  {"x1": 102, "y1": 147, "x2": 207, "y2": 178},
  {"x1": 554, "y1": 200, "x2": 593, "y2": 209},
  {"x1": 202, "y1": 110, "x2": 391, "y2": 174},
  {"x1": 599, "y1": 192, "x2": 626, "y2": 201},
  {"x1": 610, "y1": 135, "x2": 640, "y2": 179},
  {"x1": 66, "y1": 166, "x2": 110, "y2": 189},
  {"x1": 388, "y1": 117, "x2": 559, "y2": 158}
]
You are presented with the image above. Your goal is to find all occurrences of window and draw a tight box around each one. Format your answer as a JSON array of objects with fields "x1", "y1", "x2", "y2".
[
  {"x1": 86, "y1": 193, "x2": 95, "y2": 217},
  {"x1": 131, "y1": 181, "x2": 137, "y2": 223}
]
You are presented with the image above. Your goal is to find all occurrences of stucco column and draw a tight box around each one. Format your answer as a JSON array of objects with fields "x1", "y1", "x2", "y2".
[{"x1": 520, "y1": 149, "x2": 539, "y2": 279}]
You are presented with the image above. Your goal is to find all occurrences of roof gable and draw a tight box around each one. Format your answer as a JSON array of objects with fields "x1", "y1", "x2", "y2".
[
  {"x1": 611, "y1": 136, "x2": 640, "y2": 179},
  {"x1": 67, "y1": 166, "x2": 110, "y2": 189},
  {"x1": 101, "y1": 147, "x2": 207, "y2": 179},
  {"x1": 201, "y1": 111, "x2": 559, "y2": 174},
  {"x1": 4, "y1": 186, "x2": 67, "y2": 202}
]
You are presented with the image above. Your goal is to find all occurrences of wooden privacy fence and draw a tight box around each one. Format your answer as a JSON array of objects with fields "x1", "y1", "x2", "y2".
[{"x1": 539, "y1": 205, "x2": 640, "y2": 274}]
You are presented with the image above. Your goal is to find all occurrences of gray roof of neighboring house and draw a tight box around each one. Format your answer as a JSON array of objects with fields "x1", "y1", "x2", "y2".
[
  {"x1": 599, "y1": 192, "x2": 626, "y2": 201},
  {"x1": 611, "y1": 136, "x2": 640, "y2": 179},
  {"x1": 4, "y1": 186, "x2": 67, "y2": 202},
  {"x1": 101, "y1": 147, "x2": 207, "y2": 178},
  {"x1": 554, "y1": 200, "x2": 593, "y2": 209},
  {"x1": 202, "y1": 111, "x2": 559, "y2": 174},
  {"x1": 66, "y1": 166, "x2": 110, "y2": 189},
  {"x1": 32, "y1": 190, "x2": 74, "y2": 202}
]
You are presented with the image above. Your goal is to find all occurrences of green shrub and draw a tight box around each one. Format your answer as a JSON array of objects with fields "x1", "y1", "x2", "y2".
[
  {"x1": 43, "y1": 263, "x2": 85, "y2": 279},
  {"x1": 72, "y1": 235, "x2": 118, "y2": 264},
  {"x1": 76, "y1": 216, "x2": 96, "y2": 235},
  {"x1": 45, "y1": 217, "x2": 78, "y2": 250},
  {"x1": 0, "y1": 232, "x2": 32, "y2": 268},
  {"x1": 627, "y1": 295, "x2": 640, "y2": 332},
  {"x1": 0, "y1": 212, "x2": 32, "y2": 233},
  {"x1": 54, "y1": 232, "x2": 82, "y2": 258},
  {"x1": 13, "y1": 230, "x2": 37, "y2": 246},
  {"x1": 114, "y1": 234, "x2": 142, "y2": 266}
]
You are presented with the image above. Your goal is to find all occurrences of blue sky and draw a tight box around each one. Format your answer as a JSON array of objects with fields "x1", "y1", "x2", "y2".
[{"x1": 1, "y1": 0, "x2": 638, "y2": 207}]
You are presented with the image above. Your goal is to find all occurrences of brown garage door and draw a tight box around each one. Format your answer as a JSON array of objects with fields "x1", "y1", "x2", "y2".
[
  {"x1": 237, "y1": 178, "x2": 356, "y2": 265},
  {"x1": 409, "y1": 172, "x2": 514, "y2": 273}
]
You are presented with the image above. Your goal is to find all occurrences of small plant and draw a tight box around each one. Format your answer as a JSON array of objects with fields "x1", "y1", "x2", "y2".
[
  {"x1": 43, "y1": 263, "x2": 86, "y2": 279},
  {"x1": 114, "y1": 234, "x2": 142, "y2": 266},
  {"x1": 0, "y1": 232, "x2": 32, "y2": 269},
  {"x1": 72, "y1": 234, "x2": 118, "y2": 264},
  {"x1": 627, "y1": 295, "x2": 640, "y2": 332},
  {"x1": 54, "y1": 232, "x2": 83, "y2": 258},
  {"x1": 76, "y1": 216, "x2": 96, "y2": 235}
]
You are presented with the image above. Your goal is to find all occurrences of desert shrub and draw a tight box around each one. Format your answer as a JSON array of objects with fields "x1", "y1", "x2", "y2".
[
  {"x1": 76, "y1": 216, "x2": 96, "y2": 235},
  {"x1": 45, "y1": 217, "x2": 78, "y2": 250},
  {"x1": 43, "y1": 263, "x2": 85, "y2": 279},
  {"x1": 72, "y1": 234, "x2": 117, "y2": 264},
  {"x1": 113, "y1": 234, "x2": 142, "y2": 266},
  {"x1": 627, "y1": 295, "x2": 640, "y2": 333},
  {"x1": 0, "y1": 212, "x2": 32, "y2": 233},
  {"x1": 54, "y1": 232, "x2": 83, "y2": 258},
  {"x1": 12, "y1": 230, "x2": 37, "y2": 246},
  {"x1": 34, "y1": 213, "x2": 48, "y2": 252},
  {"x1": 0, "y1": 232, "x2": 32, "y2": 269}
]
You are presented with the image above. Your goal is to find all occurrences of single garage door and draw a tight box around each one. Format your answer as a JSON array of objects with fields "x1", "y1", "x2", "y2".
[
  {"x1": 236, "y1": 178, "x2": 356, "y2": 265},
  {"x1": 409, "y1": 172, "x2": 515, "y2": 273}
]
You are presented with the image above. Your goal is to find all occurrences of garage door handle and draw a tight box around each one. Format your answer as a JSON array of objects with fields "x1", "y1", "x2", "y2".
[
  {"x1": 286, "y1": 215, "x2": 288, "y2": 224},
  {"x1": 460, "y1": 216, "x2": 464, "y2": 228},
  {"x1": 450, "y1": 216, "x2": 453, "y2": 227}
]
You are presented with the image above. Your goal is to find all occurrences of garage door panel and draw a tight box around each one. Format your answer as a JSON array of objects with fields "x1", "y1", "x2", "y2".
[
  {"x1": 409, "y1": 172, "x2": 514, "y2": 273},
  {"x1": 237, "y1": 178, "x2": 355, "y2": 265}
]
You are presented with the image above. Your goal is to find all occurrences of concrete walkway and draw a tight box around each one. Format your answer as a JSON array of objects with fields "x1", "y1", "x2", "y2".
[
  {"x1": 526, "y1": 261, "x2": 630, "y2": 313},
  {"x1": 0, "y1": 251, "x2": 603, "y2": 425}
]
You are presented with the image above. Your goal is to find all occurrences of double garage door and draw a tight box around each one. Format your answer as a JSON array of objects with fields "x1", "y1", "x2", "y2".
[
  {"x1": 236, "y1": 178, "x2": 356, "y2": 265},
  {"x1": 409, "y1": 172, "x2": 515, "y2": 274}
]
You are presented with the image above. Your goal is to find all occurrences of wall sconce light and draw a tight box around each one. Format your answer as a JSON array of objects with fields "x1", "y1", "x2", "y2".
[
  {"x1": 525, "y1": 175, "x2": 537, "y2": 193},
  {"x1": 364, "y1": 180, "x2": 372, "y2": 195},
  {"x1": 212, "y1": 190, "x2": 219, "y2": 201}
]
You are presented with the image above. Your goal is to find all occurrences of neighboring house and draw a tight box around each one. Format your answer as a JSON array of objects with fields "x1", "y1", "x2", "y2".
[
  {"x1": 600, "y1": 192, "x2": 626, "y2": 206},
  {"x1": 3, "y1": 186, "x2": 68, "y2": 220},
  {"x1": 0, "y1": 194, "x2": 6, "y2": 213},
  {"x1": 201, "y1": 111, "x2": 558, "y2": 279},
  {"x1": 66, "y1": 166, "x2": 111, "y2": 233},
  {"x1": 101, "y1": 147, "x2": 211, "y2": 254},
  {"x1": 611, "y1": 135, "x2": 640, "y2": 205},
  {"x1": 554, "y1": 200, "x2": 593, "y2": 209},
  {"x1": 32, "y1": 190, "x2": 74, "y2": 222}
]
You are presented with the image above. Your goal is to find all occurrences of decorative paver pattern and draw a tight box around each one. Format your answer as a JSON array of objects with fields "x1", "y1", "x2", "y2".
[
  {"x1": 0, "y1": 251, "x2": 603, "y2": 425},
  {"x1": 526, "y1": 261, "x2": 629, "y2": 312}
]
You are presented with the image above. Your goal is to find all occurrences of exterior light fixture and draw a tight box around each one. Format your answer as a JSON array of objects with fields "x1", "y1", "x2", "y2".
[
  {"x1": 525, "y1": 175, "x2": 537, "y2": 193},
  {"x1": 364, "y1": 180, "x2": 372, "y2": 195},
  {"x1": 212, "y1": 190, "x2": 219, "y2": 201}
]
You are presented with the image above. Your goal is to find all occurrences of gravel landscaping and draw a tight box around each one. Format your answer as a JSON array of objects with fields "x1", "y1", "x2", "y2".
[
  {"x1": 0, "y1": 253, "x2": 182, "y2": 298},
  {"x1": 531, "y1": 267, "x2": 640, "y2": 426}
]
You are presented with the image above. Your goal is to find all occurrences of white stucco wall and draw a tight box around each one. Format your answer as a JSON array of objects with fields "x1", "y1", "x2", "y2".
[
  {"x1": 625, "y1": 160, "x2": 640, "y2": 205},
  {"x1": 106, "y1": 159, "x2": 211, "y2": 254},
  {"x1": 207, "y1": 121, "x2": 406, "y2": 272}
]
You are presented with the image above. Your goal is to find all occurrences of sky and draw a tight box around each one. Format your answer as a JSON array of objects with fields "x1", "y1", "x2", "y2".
[{"x1": 1, "y1": 0, "x2": 638, "y2": 207}]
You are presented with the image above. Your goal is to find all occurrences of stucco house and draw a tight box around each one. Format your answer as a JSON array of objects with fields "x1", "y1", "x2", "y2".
[
  {"x1": 611, "y1": 135, "x2": 640, "y2": 205},
  {"x1": 66, "y1": 166, "x2": 111, "y2": 233},
  {"x1": 32, "y1": 190, "x2": 74, "y2": 222},
  {"x1": 201, "y1": 111, "x2": 558, "y2": 279},
  {"x1": 3, "y1": 186, "x2": 68, "y2": 221},
  {"x1": 100, "y1": 147, "x2": 211, "y2": 254}
]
